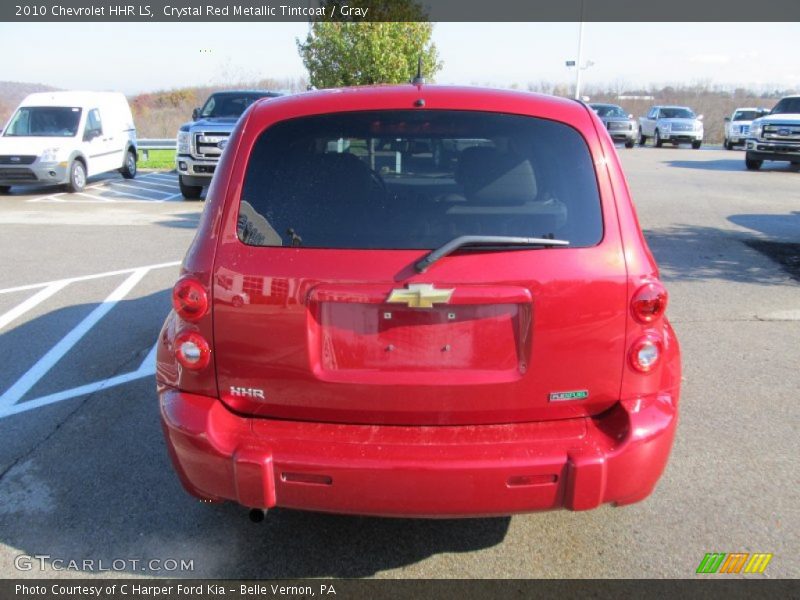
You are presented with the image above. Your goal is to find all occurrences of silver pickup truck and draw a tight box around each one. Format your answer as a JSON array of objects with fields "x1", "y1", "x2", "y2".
[
  {"x1": 175, "y1": 90, "x2": 282, "y2": 199},
  {"x1": 639, "y1": 105, "x2": 704, "y2": 149},
  {"x1": 744, "y1": 96, "x2": 800, "y2": 170}
]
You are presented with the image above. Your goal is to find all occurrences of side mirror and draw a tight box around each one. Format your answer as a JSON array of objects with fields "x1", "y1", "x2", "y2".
[
  {"x1": 628, "y1": 114, "x2": 634, "y2": 119},
  {"x1": 83, "y1": 129, "x2": 99, "y2": 142},
  {"x1": 698, "y1": 115, "x2": 704, "y2": 121},
  {"x1": 192, "y1": 108, "x2": 200, "y2": 120},
  {"x1": 724, "y1": 116, "x2": 730, "y2": 122}
]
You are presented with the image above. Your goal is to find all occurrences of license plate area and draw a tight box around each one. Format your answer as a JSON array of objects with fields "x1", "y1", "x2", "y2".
[{"x1": 314, "y1": 302, "x2": 527, "y2": 374}]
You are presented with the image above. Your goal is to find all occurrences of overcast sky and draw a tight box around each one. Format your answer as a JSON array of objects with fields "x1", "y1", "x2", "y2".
[{"x1": 0, "y1": 22, "x2": 797, "y2": 94}]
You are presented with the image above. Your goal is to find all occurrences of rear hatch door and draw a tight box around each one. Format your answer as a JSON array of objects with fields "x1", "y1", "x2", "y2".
[{"x1": 213, "y1": 107, "x2": 627, "y2": 425}]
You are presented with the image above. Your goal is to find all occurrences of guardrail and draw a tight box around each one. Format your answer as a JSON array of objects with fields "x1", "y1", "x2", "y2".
[{"x1": 138, "y1": 138, "x2": 175, "y2": 160}]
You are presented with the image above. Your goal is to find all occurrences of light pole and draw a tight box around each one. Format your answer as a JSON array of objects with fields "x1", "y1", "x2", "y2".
[
  {"x1": 575, "y1": 17, "x2": 584, "y2": 99},
  {"x1": 568, "y1": 0, "x2": 596, "y2": 100}
]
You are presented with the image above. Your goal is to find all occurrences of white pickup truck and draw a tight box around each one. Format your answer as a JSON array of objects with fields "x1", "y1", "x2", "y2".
[
  {"x1": 639, "y1": 105, "x2": 704, "y2": 149},
  {"x1": 175, "y1": 89, "x2": 282, "y2": 199},
  {"x1": 744, "y1": 96, "x2": 800, "y2": 170},
  {"x1": 724, "y1": 108, "x2": 768, "y2": 149}
]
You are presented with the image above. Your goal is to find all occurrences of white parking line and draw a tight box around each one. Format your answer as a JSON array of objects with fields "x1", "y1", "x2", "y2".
[
  {"x1": 0, "y1": 281, "x2": 70, "y2": 331},
  {"x1": 0, "y1": 260, "x2": 180, "y2": 295},
  {"x1": 108, "y1": 180, "x2": 176, "y2": 196},
  {"x1": 117, "y1": 179, "x2": 179, "y2": 191},
  {"x1": 82, "y1": 189, "x2": 169, "y2": 202},
  {"x1": 0, "y1": 263, "x2": 180, "y2": 420},
  {"x1": 141, "y1": 173, "x2": 178, "y2": 181},
  {"x1": 25, "y1": 182, "x2": 109, "y2": 203},
  {"x1": 24, "y1": 174, "x2": 178, "y2": 203},
  {"x1": 27, "y1": 194, "x2": 67, "y2": 203},
  {"x1": 0, "y1": 350, "x2": 156, "y2": 420},
  {"x1": 74, "y1": 192, "x2": 115, "y2": 202},
  {"x1": 0, "y1": 268, "x2": 151, "y2": 410}
]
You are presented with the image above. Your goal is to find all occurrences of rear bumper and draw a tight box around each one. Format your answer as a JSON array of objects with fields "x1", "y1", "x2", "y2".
[{"x1": 160, "y1": 390, "x2": 678, "y2": 517}]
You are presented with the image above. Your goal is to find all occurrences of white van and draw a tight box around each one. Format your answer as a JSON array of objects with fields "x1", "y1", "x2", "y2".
[{"x1": 0, "y1": 91, "x2": 137, "y2": 193}]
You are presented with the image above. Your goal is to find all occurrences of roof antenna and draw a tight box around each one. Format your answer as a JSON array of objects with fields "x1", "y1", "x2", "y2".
[{"x1": 411, "y1": 56, "x2": 425, "y2": 85}]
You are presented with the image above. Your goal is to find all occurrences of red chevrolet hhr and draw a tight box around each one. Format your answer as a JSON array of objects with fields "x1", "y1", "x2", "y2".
[{"x1": 156, "y1": 84, "x2": 681, "y2": 518}]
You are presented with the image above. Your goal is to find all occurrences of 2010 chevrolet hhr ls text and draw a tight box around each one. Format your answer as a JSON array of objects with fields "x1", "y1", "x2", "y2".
[{"x1": 156, "y1": 84, "x2": 681, "y2": 518}]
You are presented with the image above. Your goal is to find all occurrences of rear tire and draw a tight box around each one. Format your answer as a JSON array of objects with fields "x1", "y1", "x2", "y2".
[
  {"x1": 179, "y1": 175, "x2": 203, "y2": 200},
  {"x1": 724, "y1": 138, "x2": 732, "y2": 150},
  {"x1": 745, "y1": 154, "x2": 763, "y2": 171},
  {"x1": 120, "y1": 149, "x2": 137, "y2": 179},
  {"x1": 654, "y1": 129, "x2": 663, "y2": 148},
  {"x1": 639, "y1": 130, "x2": 647, "y2": 146},
  {"x1": 0, "y1": 185, "x2": 10, "y2": 194},
  {"x1": 625, "y1": 139, "x2": 635, "y2": 149},
  {"x1": 692, "y1": 140, "x2": 702, "y2": 150},
  {"x1": 65, "y1": 159, "x2": 86, "y2": 193}
]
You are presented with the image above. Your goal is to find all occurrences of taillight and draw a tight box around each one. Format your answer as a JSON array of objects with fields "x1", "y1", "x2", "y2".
[
  {"x1": 175, "y1": 331, "x2": 211, "y2": 370},
  {"x1": 631, "y1": 282, "x2": 667, "y2": 323},
  {"x1": 629, "y1": 334, "x2": 663, "y2": 373},
  {"x1": 172, "y1": 277, "x2": 208, "y2": 322}
]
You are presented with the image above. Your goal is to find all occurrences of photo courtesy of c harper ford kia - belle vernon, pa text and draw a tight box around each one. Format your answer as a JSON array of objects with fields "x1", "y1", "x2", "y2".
[{"x1": 0, "y1": 1, "x2": 797, "y2": 598}]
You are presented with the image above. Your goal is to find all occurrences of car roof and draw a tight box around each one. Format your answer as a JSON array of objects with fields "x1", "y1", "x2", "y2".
[
  {"x1": 248, "y1": 84, "x2": 589, "y2": 124},
  {"x1": 19, "y1": 91, "x2": 127, "y2": 107}
]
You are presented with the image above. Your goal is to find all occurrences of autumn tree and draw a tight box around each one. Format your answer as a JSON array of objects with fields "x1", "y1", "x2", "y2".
[{"x1": 297, "y1": 1, "x2": 442, "y2": 88}]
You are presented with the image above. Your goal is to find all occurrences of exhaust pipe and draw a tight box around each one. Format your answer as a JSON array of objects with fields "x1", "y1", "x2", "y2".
[{"x1": 248, "y1": 508, "x2": 267, "y2": 523}]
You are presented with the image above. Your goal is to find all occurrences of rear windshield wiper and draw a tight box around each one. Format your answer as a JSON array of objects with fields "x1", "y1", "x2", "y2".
[{"x1": 415, "y1": 235, "x2": 569, "y2": 273}]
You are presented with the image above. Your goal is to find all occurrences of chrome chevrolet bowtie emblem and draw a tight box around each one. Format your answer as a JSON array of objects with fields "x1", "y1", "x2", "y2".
[{"x1": 386, "y1": 283, "x2": 455, "y2": 309}]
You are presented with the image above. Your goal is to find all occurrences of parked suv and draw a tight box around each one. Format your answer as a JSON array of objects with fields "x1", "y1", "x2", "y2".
[
  {"x1": 639, "y1": 105, "x2": 703, "y2": 148},
  {"x1": 724, "y1": 107, "x2": 768, "y2": 150},
  {"x1": 744, "y1": 96, "x2": 800, "y2": 170},
  {"x1": 589, "y1": 103, "x2": 637, "y2": 148},
  {"x1": 175, "y1": 90, "x2": 282, "y2": 199},
  {"x1": 158, "y1": 85, "x2": 681, "y2": 518}
]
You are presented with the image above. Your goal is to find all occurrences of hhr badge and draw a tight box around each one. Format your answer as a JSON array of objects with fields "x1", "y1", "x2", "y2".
[
  {"x1": 386, "y1": 283, "x2": 455, "y2": 309},
  {"x1": 230, "y1": 386, "x2": 265, "y2": 400}
]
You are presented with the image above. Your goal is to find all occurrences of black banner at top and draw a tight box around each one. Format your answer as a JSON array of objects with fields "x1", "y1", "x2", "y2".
[{"x1": 3, "y1": 0, "x2": 800, "y2": 22}]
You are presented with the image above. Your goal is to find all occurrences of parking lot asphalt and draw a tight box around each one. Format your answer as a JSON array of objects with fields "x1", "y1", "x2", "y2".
[{"x1": 0, "y1": 150, "x2": 797, "y2": 579}]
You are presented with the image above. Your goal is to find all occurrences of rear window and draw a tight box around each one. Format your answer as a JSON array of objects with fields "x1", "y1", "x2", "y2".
[{"x1": 238, "y1": 110, "x2": 602, "y2": 250}]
